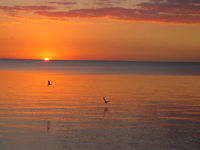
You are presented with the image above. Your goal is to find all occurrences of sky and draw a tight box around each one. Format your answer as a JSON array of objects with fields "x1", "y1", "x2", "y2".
[{"x1": 0, "y1": 0, "x2": 200, "y2": 62}]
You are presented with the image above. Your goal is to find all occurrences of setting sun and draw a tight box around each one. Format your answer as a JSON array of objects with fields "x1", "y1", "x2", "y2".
[{"x1": 44, "y1": 58, "x2": 49, "y2": 61}]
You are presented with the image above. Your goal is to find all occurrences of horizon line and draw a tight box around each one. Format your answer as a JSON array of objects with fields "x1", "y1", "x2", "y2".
[{"x1": 0, "y1": 58, "x2": 200, "y2": 63}]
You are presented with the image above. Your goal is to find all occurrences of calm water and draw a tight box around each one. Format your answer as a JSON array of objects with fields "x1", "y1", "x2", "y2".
[{"x1": 0, "y1": 60, "x2": 200, "y2": 150}]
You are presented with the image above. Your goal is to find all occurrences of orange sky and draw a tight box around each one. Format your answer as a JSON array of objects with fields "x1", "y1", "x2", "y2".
[{"x1": 0, "y1": 0, "x2": 200, "y2": 62}]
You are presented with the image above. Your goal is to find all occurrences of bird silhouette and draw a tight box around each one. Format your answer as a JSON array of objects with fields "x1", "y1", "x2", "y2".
[
  {"x1": 48, "y1": 80, "x2": 51, "y2": 86},
  {"x1": 103, "y1": 97, "x2": 110, "y2": 104}
]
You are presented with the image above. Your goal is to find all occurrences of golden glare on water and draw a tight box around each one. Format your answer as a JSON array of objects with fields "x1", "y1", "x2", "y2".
[{"x1": 44, "y1": 58, "x2": 49, "y2": 61}]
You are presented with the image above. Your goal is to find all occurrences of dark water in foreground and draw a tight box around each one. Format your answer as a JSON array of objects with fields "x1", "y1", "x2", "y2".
[{"x1": 0, "y1": 60, "x2": 200, "y2": 150}]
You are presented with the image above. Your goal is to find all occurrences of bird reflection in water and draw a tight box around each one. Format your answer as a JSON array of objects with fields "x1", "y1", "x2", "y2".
[
  {"x1": 104, "y1": 107, "x2": 109, "y2": 113},
  {"x1": 47, "y1": 121, "x2": 50, "y2": 132},
  {"x1": 103, "y1": 107, "x2": 109, "y2": 118}
]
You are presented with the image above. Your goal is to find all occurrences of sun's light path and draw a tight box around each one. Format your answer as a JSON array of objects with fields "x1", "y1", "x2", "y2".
[{"x1": 44, "y1": 58, "x2": 49, "y2": 61}]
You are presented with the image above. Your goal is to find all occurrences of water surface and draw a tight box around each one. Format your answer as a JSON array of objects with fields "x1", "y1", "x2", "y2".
[{"x1": 0, "y1": 60, "x2": 200, "y2": 150}]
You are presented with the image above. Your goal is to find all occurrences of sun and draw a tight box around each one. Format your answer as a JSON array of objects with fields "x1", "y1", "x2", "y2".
[{"x1": 44, "y1": 58, "x2": 49, "y2": 61}]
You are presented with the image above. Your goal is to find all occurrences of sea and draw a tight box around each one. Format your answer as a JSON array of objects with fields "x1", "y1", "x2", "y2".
[{"x1": 0, "y1": 59, "x2": 200, "y2": 150}]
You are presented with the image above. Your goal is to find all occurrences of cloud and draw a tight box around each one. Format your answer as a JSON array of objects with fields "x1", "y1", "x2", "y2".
[
  {"x1": 34, "y1": 0, "x2": 200, "y2": 24},
  {"x1": 0, "y1": 5, "x2": 55, "y2": 12},
  {"x1": 46, "y1": 1, "x2": 77, "y2": 5},
  {"x1": 0, "y1": 5, "x2": 56, "y2": 16},
  {"x1": 93, "y1": 0, "x2": 126, "y2": 6},
  {"x1": 1, "y1": 0, "x2": 200, "y2": 24},
  {"x1": 135, "y1": 0, "x2": 200, "y2": 23},
  {"x1": 35, "y1": 7, "x2": 133, "y2": 18},
  {"x1": 35, "y1": 4, "x2": 200, "y2": 24},
  {"x1": 138, "y1": 0, "x2": 200, "y2": 15},
  {"x1": 93, "y1": 0, "x2": 114, "y2": 6},
  {"x1": 94, "y1": 3, "x2": 114, "y2": 6},
  {"x1": 0, "y1": 11, "x2": 94, "y2": 25}
]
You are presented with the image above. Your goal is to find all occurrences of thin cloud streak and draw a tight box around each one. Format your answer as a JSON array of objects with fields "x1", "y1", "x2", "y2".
[
  {"x1": 93, "y1": 0, "x2": 127, "y2": 6},
  {"x1": 46, "y1": 1, "x2": 77, "y2": 5},
  {"x1": 2, "y1": 13, "x2": 94, "y2": 25},
  {"x1": 0, "y1": 5, "x2": 55, "y2": 11},
  {"x1": 0, "y1": 5, "x2": 56, "y2": 17}
]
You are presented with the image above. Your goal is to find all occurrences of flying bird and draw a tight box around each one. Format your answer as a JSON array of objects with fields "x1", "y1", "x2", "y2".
[
  {"x1": 103, "y1": 97, "x2": 109, "y2": 104},
  {"x1": 48, "y1": 80, "x2": 51, "y2": 86}
]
